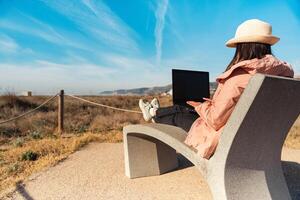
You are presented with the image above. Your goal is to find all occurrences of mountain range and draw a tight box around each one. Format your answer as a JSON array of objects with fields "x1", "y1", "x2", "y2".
[{"x1": 100, "y1": 82, "x2": 218, "y2": 95}]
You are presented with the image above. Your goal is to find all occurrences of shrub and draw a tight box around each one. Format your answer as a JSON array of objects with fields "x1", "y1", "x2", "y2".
[
  {"x1": 21, "y1": 150, "x2": 39, "y2": 161},
  {"x1": 7, "y1": 162, "x2": 20, "y2": 173},
  {"x1": 13, "y1": 137, "x2": 24, "y2": 147},
  {"x1": 0, "y1": 125, "x2": 21, "y2": 138},
  {"x1": 76, "y1": 125, "x2": 89, "y2": 134},
  {"x1": 1, "y1": 91, "x2": 38, "y2": 110},
  {"x1": 1, "y1": 91, "x2": 19, "y2": 107},
  {"x1": 30, "y1": 131, "x2": 43, "y2": 140}
]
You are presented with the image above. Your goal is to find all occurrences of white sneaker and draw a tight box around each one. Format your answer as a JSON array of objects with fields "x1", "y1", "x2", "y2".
[
  {"x1": 150, "y1": 98, "x2": 160, "y2": 110},
  {"x1": 149, "y1": 107, "x2": 157, "y2": 117},
  {"x1": 139, "y1": 99, "x2": 152, "y2": 122}
]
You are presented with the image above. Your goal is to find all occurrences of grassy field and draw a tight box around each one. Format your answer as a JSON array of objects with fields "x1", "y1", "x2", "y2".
[
  {"x1": 0, "y1": 93, "x2": 299, "y2": 192},
  {"x1": 0, "y1": 94, "x2": 172, "y2": 191}
]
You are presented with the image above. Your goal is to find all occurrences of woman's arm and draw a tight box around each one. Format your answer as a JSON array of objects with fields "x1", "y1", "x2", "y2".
[{"x1": 194, "y1": 71, "x2": 250, "y2": 131}]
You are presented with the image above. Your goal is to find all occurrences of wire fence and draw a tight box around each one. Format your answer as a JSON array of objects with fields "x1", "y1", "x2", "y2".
[
  {"x1": 0, "y1": 93, "x2": 59, "y2": 125},
  {"x1": 66, "y1": 94, "x2": 142, "y2": 114},
  {"x1": 0, "y1": 91, "x2": 142, "y2": 129}
]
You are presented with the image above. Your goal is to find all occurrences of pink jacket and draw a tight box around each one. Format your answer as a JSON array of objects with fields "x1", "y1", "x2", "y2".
[{"x1": 184, "y1": 55, "x2": 294, "y2": 159}]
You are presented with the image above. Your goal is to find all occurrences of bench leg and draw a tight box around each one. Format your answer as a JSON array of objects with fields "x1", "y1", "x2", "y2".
[
  {"x1": 224, "y1": 167, "x2": 291, "y2": 200},
  {"x1": 124, "y1": 134, "x2": 178, "y2": 178},
  {"x1": 207, "y1": 167, "x2": 291, "y2": 200}
]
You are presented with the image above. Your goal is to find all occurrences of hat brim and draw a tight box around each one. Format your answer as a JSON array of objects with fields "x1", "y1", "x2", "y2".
[{"x1": 226, "y1": 35, "x2": 280, "y2": 48}]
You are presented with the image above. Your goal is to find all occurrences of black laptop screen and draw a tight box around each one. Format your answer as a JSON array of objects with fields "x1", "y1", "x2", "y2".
[{"x1": 172, "y1": 69, "x2": 210, "y2": 107}]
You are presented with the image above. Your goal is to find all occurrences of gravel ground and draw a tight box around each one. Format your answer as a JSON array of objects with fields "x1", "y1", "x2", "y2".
[{"x1": 2, "y1": 143, "x2": 300, "y2": 200}]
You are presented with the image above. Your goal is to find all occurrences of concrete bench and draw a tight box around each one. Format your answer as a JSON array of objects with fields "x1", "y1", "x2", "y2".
[{"x1": 123, "y1": 74, "x2": 300, "y2": 200}]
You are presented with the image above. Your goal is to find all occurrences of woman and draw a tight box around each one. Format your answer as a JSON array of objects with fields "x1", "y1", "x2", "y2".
[{"x1": 139, "y1": 19, "x2": 294, "y2": 159}]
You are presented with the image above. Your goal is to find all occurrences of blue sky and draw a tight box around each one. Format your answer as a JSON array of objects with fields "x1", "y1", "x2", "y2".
[{"x1": 0, "y1": 0, "x2": 299, "y2": 94}]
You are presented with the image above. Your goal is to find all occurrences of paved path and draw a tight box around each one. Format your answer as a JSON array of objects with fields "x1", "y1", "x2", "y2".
[{"x1": 4, "y1": 143, "x2": 300, "y2": 200}]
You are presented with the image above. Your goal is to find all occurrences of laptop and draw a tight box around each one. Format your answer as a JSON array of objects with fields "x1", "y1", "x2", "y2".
[{"x1": 172, "y1": 69, "x2": 210, "y2": 109}]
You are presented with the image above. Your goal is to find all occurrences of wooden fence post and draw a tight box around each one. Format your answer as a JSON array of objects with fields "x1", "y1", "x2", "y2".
[{"x1": 58, "y1": 90, "x2": 64, "y2": 134}]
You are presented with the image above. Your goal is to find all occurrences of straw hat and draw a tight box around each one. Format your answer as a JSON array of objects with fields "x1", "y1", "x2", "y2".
[{"x1": 226, "y1": 19, "x2": 280, "y2": 48}]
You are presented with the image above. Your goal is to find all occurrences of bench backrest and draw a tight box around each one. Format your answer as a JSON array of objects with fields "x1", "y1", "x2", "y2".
[{"x1": 213, "y1": 74, "x2": 300, "y2": 168}]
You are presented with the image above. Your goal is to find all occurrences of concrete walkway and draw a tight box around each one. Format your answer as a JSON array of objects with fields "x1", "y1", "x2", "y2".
[{"x1": 4, "y1": 143, "x2": 300, "y2": 200}]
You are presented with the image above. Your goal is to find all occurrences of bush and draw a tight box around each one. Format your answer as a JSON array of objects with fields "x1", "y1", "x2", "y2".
[
  {"x1": 30, "y1": 131, "x2": 43, "y2": 140},
  {"x1": 0, "y1": 125, "x2": 21, "y2": 138},
  {"x1": 21, "y1": 150, "x2": 39, "y2": 161},
  {"x1": 7, "y1": 162, "x2": 20, "y2": 173},
  {"x1": 1, "y1": 91, "x2": 19, "y2": 107},
  {"x1": 13, "y1": 137, "x2": 24, "y2": 147},
  {"x1": 77, "y1": 125, "x2": 89, "y2": 134},
  {"x1": 1, "y1": 91, "x2": 37, "y2": 110}
]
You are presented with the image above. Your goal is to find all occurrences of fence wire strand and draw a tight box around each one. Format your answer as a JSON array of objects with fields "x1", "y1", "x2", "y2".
[
  {"x1": 0, "y1": 93, "x2": 142, "y2": 125},
  {"x1": 66, "y1": 94, "x2": 142, "y2": 114},
  {"x1": 0, "y1": 93, "x2": 59, "y2": 125}
]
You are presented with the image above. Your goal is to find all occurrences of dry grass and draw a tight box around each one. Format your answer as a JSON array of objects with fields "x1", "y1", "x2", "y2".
[
  {"x1": 0, "y1": 93, "x2": 299, "y2": 193},
  {"x1": 284, "y1": 116, "x2": 300, "y2": 149},
  {"x1": 0, "y1": 94, "x2": 171, "y2": 192}
]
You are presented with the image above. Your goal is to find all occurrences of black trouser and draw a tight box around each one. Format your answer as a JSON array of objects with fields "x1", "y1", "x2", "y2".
[{"x1": 153, "y1": 104, "x2": 199, "y2": 132}]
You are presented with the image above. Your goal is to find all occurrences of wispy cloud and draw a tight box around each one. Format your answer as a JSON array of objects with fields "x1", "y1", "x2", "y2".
[
  {"x1": 102, "y1": 53, "x2": 155, "y2": 70},
  {"x1": 41, "y1": 0, "x2": 140, "y2": 54},
  {"x1": 99, "y1": 53, "x2": 171, "y2": 88},
  {"x1": 286, "y1": 0, "x2": 300, "y2": 23},
  {"x1": 0, "y1": 14, "x2": 90, "y2": 52},
  {"x1": 1, "y1": 0, "x2": 298, "y2": 94},
  {"x1": 0, "y1": 1, "x2": 172, "y2": 94},
  {"x1": 164, "y1": 4, "x2": 185, "y2": 44},
  {"x1": 0, "y1": 55, "x2": 173, "y2": 95},
  {"x1": 0, "y1": 34, "x2": 19, "y2": 53},
  {"x1": 0, "y1": 1, "x2": 140, "y2": 56},
  {"x1": 154, "y1": 0, "x2": 169, "y2": 64},
  {"x1": 0, "y1": 61, "x2": 117, "y2": 95}
]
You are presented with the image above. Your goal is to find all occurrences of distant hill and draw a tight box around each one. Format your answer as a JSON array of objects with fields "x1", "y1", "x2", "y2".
[
  {"x1": 100, "y1": 85, "x2": 172, "y2": 95},
  {"x1": 100, "y1": 82, "x2": 217, "y2": 95},
  {"x1": 100, "y1": 74, "x2": 300, "y2": 95}
]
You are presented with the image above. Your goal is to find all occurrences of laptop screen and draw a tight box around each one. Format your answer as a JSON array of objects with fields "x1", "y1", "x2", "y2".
[{"x1": 172, "y1": 69, "x2": 210, "y2": 108}]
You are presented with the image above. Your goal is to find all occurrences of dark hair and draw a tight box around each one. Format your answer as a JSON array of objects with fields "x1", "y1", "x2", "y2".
[{"x1": 225, "y1": 43, "x2": 272, "y2": 72}]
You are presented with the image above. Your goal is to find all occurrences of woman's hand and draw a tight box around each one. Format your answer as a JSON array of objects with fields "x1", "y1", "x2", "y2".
[{"x1": 186, "y1": 101, "x2": 201, "y2": 108}]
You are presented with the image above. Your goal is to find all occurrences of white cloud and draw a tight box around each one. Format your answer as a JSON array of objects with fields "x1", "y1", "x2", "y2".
[
  {"x1": 0, "y1": 0, "x2": 173, "y2": 94},
  {"x1": 0, "y1": 61, "x2": 117, "y2": 95},
  {"x1": 0, "y1": 56, "x2": 171, "y2": 95},
  {"x1": 0, "y1": 34, "x2": 19, "y2": 53},
  {"x1": 97, "y1": 53, "x2": 171, "y2": 85},
  {"x1": 0, "y1": 1, "x2": 217, "y2": 94},
  {"x1": 102, "y1": 53, "x2": 155, "y2": 70},
  {"x1": 0, "y1": 21, "x2": 56, "y2": 44},
  {"x1": 164, "y1": 4, "x2": 185, "y2": 44},
  {"x1": 154, "y1": 0, "x2": 169, "y2": 64},
  {"x1": 41, "y1": 0, "x2": 140, "y2": 54},
  {"x1": 0, "y1": 15, "x2": 90, "y2": 52}
]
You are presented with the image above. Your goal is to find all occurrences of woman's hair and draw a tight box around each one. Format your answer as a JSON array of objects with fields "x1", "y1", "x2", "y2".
[{"x1": 225, "y1": 43, "x2": 272, "y2": 72}]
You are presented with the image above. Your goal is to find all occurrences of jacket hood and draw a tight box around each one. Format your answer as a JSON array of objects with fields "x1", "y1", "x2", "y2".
[{"x1": 216, "y1": 54, "x2": 294, "y2": 83}]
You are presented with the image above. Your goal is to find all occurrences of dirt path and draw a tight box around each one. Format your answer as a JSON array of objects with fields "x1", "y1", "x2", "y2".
[{"x1": 3, "y1": 143, "x2": 300, "y2": 200}]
